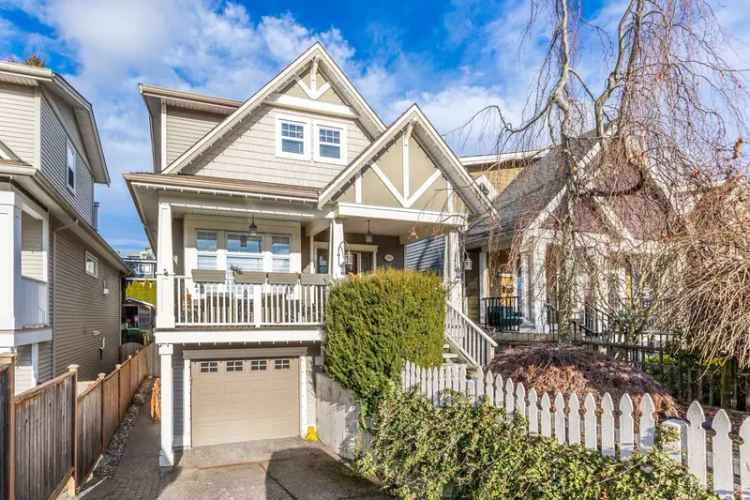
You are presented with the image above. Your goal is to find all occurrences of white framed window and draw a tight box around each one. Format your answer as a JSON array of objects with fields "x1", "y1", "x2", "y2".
[
  {"x1": 274, "y1": 359, "x2": 290, "y2": 370},
  {"x1": 196, "y1": 231, "x2": 218, "y2": 270},
  {"x1": 85, "y1": 251, "x2": 98, "y2": 278},
  {"x1": 277, "y1": 117, "x2": 309, "y2": 159},
  {"x1": 314, "y1": 120, "x2": 347, "y2": 164},
  {"x1": 226, "y1": 360, "x2": 244, "y2": 372},
  {"x1": 66, "y1": 140, "x2": 76, "y2": 193},
  {"x1": 271, "y1": 236, "x2": 291, "y2": 272},
  {"x1": 227, "y1": 233, "x2": 264, "y2": 272},
  {"x1": 250, "y1": 359, "x2": 267, "y2": 371}
]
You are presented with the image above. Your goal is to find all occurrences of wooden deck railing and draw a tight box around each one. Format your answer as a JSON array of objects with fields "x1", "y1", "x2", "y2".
[
  {"x1": 173, "y1": 275, "x2": 329, "y2": 327},
  {"x1": 445, "y1": 302, "x2": 497, "y2": 368}
]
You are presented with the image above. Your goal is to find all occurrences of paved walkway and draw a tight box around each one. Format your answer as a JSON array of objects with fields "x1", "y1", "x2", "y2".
[{"x1": 77, "y1": 389, "x2": 161, "y2": 500}]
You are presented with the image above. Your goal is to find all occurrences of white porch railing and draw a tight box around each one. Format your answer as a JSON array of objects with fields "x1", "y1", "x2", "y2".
[
  {"x1": 172, "y1": 276, "x2": 329, "y2": 327},
  {"x1": 445, "y1": 301, "x2": 497, "y2": 368},
  {"x1": 16, "y1": 277, "x2": 48, "y2": 328}
]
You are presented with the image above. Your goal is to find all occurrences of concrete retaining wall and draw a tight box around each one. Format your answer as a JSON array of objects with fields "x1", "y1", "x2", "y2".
[{"x1": 315, "y1": 372, "x2": 364, "y2": 460}]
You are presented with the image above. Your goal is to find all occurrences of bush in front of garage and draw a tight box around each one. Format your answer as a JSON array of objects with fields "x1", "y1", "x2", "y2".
[{"x1": 324, "y1": 269, "x2": 445, "y2": 411}]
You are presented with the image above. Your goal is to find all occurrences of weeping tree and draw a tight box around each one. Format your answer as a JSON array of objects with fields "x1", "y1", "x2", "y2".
[{"x1": 459, "y1": 0, "x2": 748, "y2": 344}]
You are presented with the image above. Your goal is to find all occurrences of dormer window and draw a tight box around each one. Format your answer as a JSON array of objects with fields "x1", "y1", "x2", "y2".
[
  {"x1": 278, "y1": 118, "x2": 307, "y2": 158},
  {"x1": 66, "y1": 140, "x2": 76, "y2": 193}
]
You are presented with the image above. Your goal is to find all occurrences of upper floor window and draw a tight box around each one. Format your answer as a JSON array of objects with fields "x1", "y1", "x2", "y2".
[
  {"x1": 279, "y1": 120, "x2": 306, "y2": 157},
  {"x1": 318, "y1": 127, "x2": 341, "y2": 159},
  {"x1": 66, "y1": 141, "x2": 76, "y2": 193},
  {"x1": 196, "y1": 231, "x2": 218, "y2": 270},
  {"x1": 85, "y1": 251, "x2": 98, "y2": 278}
]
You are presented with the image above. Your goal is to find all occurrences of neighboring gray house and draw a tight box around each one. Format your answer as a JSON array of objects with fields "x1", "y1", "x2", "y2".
[
  {"x1": 0, "y1": 61, "x2": 128, "y2": 393},
  {"x1": 125, "y1": 43, "x2": 493, "y2": 466}
]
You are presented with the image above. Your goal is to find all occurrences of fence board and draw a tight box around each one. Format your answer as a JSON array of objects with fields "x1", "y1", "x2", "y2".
[{"x1": 0, "y1": 361, "x2": 13, "y2": 500}]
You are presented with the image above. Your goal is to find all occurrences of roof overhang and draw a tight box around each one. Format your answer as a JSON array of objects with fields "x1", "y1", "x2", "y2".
[
  {"x1": 157, "y1": 42, "x2": 386, "y2": 176},
  {"x1": 460, "y1": 149, "x2": 548, "y2": 167}
]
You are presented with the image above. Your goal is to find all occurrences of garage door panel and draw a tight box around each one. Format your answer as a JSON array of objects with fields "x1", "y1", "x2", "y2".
[{"x1": 191, "y1": 357, "x2": 300, "y2": 447}]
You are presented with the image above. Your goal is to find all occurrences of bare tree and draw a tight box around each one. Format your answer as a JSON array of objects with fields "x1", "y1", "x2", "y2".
[{"x1": 465, "y1": 0, "x2": 748, "y2": 343}]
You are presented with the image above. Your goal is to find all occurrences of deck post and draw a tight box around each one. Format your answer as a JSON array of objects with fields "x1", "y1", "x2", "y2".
[
  {"x1": 156, "y1": 201, "x2": 175, "y2": 329},
  {"x1": 158, "y1": 343, "x2": 174, "y2": 467},
  {"x1": 328, "y1": 219, "x2": 345, "y2": 280}
]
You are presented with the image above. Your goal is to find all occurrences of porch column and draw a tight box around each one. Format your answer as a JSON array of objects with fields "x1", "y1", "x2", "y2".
[
  {"x1": 529, "y1": 243, "x2": 548, "y2": 332},
  {"x1": 328, "y1": 219, "x2": 345, "y2": 280},
  {"x1": 444, "y1": 230, "x2": 463, "y2": 309},
  {"x1": 0, "y1": 191, "x2": 20, "y2": 331},
  {"x1": 156, "y1": 201, "x2": 175, "y2": 329},
  {"x1": 478, "y1": 249, "x2": 488, "y2": 325},
  {"x1": 159, "y1": 343, "x2": 174, "y2": 466}
]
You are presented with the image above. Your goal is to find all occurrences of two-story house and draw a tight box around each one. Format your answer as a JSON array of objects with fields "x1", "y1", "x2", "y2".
[
  {"x1": 0, "y1": 61, "x2": 128, "y2": 393},
  {"x1": 125, "y1": 43, "x2": 494, "y2": 466}
]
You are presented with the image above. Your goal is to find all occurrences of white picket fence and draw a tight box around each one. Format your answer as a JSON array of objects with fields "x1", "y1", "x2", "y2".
[{"x1": 402, "y1": 361, "x2": 750, "y2": 499}]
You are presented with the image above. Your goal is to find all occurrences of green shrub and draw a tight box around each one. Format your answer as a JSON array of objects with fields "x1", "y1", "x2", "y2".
[
  {"x1": 324, "y1": 270, "x2": 445, "y2": 410},
  {"x1": 125, "y1": 279, "x2": 156, "y2": 305},
  {"x1": 359, "y1": 389, "x2": 715, "y2": 500}
]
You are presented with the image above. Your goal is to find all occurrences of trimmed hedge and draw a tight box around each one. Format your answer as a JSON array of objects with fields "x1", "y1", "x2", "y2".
[
  {"x1": 324, "y1": 270, "x2": 445, "y2": 409},
  {"x1": 359, "y1": 389, "x2": 715, "y2": 500}
]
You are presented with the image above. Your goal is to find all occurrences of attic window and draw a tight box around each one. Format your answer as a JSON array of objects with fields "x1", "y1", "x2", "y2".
[{"x1": 318, "y1": 127, "x2": 341, "y2": 159}]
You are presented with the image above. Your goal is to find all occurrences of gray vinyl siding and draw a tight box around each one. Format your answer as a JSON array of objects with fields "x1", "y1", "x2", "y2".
[
  {"x1": 40, "y1": 95, "x2": 94, "y2": 225},
  {"x1": 52, "y1": 220, "x2": 120, "y2": 381},
  {"x1": 0, "y1": 82, "x2": 37, "y2": 164},
  {"x1": 165, "y1": 107, "x2": 223, "y2": 165},
  {"x1": 173, "y1": 346, "x2": 184, "y2": 444},
  {"x1": 406, "y1": 235, "x2": 445, "y2": 276},
  {"x1": 188, "y1": 105, "x2": 371, "y2": 188},
  {"x1": 14, "y1": 345, "x2": 33, "y2": 394},
  {"x1": 21, "y1": 212, "x2": 44, "y2": 280},
  {"x1": 37, "y1": 341, "x2": 53, "y2": 383}
]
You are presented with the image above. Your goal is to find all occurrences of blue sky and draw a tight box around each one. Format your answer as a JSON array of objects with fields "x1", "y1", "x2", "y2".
[{"x1": 0, "y1": 0, "x2": 746, "y2": 255}]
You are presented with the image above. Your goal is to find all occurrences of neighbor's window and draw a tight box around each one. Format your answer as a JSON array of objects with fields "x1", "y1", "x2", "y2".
[
  {"x1": 271, "y1": 236, "x2": 290, "y2": 272},
  {"x1": 250, "y1": 359, "x2": 267, "y2": 371},
  {"x1": 85, "y1": 252, "x2": 98, "y2": 278},
  {"x1": 226, "y1": 360, "x2": 243, "y2": 372},
  {"x1": 66, "y1": 141, "x2": 76, "y2": 193},
  {"x1": 318, "y1": 126, "x2": 341, "y2": 159},
  {"x1": 196, "y1": 231, "x2": 218, "y2": 270},
  {"x1": 227, "y1": 233, "x2": 263, "y2": 272},
  {"x1": 280, "y1": 120, "x2": 305, "y2": 156}
]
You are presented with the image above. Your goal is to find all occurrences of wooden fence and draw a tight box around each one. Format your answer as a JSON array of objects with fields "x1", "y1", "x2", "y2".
[
  {"x1": 402, "y1": 361, "x2": 749, "y2": 499},
  {"x1": 2, "y1": 342, "x2": 156, "y2": 500}
]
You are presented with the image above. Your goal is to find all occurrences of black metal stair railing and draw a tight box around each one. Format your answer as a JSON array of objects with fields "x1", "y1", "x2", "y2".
[{"x1": 481, "y1": 296, "x2": 523, "y2": 332}]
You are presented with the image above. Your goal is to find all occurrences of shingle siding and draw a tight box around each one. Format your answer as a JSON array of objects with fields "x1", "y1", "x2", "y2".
[
  {"x1": 40, "y1": 95, "x2": 94, "y2": 225},
  {"x1": 0, "y1": 82, "x2": 37, "y2": 164},
  {"x1": 186, "y1": 105, "x2": 371, "y2": 188},
  {"x1": 52, "y1": 218, "x2": 120, "y2": 381},
  {"x1": 165, "y1": 107, "x2": 223, "y2": 166}
]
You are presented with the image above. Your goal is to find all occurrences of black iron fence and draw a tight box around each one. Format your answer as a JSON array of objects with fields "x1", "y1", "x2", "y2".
[{"x1": 481, "y1": 296, "x2": 522, "y2": 332}]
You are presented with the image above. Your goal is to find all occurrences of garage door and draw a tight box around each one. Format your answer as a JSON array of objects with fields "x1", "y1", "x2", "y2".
[{"x1": 191, "y1": 357, "x2": 300, "y2": 447}]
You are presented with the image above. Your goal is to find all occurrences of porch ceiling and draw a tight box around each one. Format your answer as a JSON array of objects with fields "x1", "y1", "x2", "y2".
[{"x1": 340, "y1": 218, "x2": 436, "y2": 239}]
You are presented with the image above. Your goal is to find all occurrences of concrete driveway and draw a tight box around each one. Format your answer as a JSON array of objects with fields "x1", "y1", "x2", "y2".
[{"x1": 160, "y1": 438, "x2": 391, "y2": 500}]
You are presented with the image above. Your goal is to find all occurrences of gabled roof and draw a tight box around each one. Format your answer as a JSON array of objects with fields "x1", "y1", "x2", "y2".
[
  {"x1": 0, "y1": 61, "x2": 110, "y2": 184},
  {"x1": 318, "y1": 104, "x2": 493, "y2": 215},
  {"x1": 159, "y1": 42, "x2": 387, "y2": 176}
]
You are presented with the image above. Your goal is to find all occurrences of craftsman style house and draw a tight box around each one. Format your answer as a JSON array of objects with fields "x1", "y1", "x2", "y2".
[
  {"x1": 0, "y1": 61, "x2": 128, "y2": 393},
  {"x1": 126, "y1": 43, "x2": 494, "y2": 465}
]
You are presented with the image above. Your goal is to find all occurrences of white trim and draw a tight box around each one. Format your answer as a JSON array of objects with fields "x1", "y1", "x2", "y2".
[
  {"x1": 159, "y1": 343, "x2": 174, "y2": 466},
  {"x1": 370, "y1": 162, "x2": 407, "y2": 207},
  {"x1": 354, "y1": 172, "x2": 362, "y2": 203},
  {"x1": 403, "y1": 122, "x2": 413, "y2": 198},
  {"x1": 30, "y1": 342, "x2": 39, "y2": 387},
  {"x1": 460, "y1": 149, "x2": 547, "y2": 166},
  {"x1": 269, "y1": 93, "x2": 356, "y2": 119},
  {"x1": 405, "y1": 170, "x2": 442, "y2": 208},
  {"x1": 160, "y1": 101, "x2": 167, "y2": 171},
  {"x1": 335, "y1": 202, "x2": 465, "y2": 226},
  {"x1": 313, "y1": 118, "x2": 348, "y2": 165},
  {"x1": 85, "y1": 251, "x2": 99, "y2": 278},
  {"x1": 276, "y1": 114, "x2": 311, "y2": 160},
  {"x1": 0, "y1": 328, "x2": 52, "y2": 347},
  {"x1": 154, "y1": 328, "x2": 323, "y2": 344},
  {"x1": 183, "y1": 358, "x2": 191, "y2": 449},
  {"x1": 160, "y1": 43, "x2": 386, "y2": 176}
]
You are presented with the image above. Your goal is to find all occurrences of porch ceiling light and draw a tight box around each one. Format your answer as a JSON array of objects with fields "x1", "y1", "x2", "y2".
[
  {"x1": 248, "y1": 215, "x2": 258, "y2": 236},
  {"x1": 365, "y1": 220, "x2": 373, "y2": 243}
]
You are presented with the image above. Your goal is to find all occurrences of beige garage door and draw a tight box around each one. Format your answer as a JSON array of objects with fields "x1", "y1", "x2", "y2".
[{"x1": 191, "y1": 357, "x2": 300, "y2": 447}]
